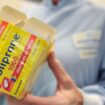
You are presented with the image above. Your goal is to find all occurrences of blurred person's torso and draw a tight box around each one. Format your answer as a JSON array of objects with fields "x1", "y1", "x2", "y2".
[{"x1": 21, "y1": 0, "x2": 105, "y2": 95}]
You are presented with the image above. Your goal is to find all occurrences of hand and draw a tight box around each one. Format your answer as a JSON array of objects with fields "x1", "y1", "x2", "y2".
[{"x1": 7, "y1": 51, "x2": 83, "y2": 105}]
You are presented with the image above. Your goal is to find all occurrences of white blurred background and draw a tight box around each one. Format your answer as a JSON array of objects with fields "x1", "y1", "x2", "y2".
[
  {"x1": 0, "y1": 0, "x2": 105, "y2": 19},
  {"x1": 0, "y1": 0, "x2": 105, "y2": 9}
]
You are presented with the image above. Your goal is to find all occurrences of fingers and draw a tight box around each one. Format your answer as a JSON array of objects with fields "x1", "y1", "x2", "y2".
[
  {"x1": 7, "y1": 94, "x2": 62, "y2": 105},
  {"x1": 22, "y1": 94, "x2": 58, "y2": 105},
  {"x1": 6, "y1": 95, "x2": 54, "y2": 105},
  {"x1": 6, "y1": 95, "x2": 23, "y2": 105},
  {"x1": 48, "y1": 52, "x2": 76, "y2": 89}
]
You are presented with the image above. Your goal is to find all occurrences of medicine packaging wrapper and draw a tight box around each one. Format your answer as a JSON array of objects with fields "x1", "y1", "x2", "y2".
[{"x1": 0, "y1": 6, "x2": 55, "y2": 99}]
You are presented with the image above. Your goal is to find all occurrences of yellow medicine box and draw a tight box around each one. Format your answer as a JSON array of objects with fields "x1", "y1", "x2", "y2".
[{"x1": 0, "y1": 6, "x2": 55, "y2": 99}]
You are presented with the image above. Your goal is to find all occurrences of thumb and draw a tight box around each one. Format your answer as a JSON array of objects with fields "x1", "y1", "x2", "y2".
[{"x1": 48, "y1": 52, "x2": 76, "y2": 89}]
